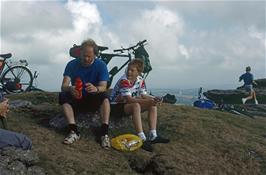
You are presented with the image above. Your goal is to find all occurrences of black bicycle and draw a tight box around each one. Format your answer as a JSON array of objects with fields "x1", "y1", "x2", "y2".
[{"x1": 0, "y1": 53, "x2": 36, "y2": 93}]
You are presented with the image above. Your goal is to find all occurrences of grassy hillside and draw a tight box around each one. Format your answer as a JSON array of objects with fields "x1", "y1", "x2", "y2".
[{"x1": 4, "y1": 92, "x2": 266, "y2": 175}]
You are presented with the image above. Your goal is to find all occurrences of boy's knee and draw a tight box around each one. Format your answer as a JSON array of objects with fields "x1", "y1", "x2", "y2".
[
  {"x1": 132, "y1": 103, "x2": 141, "y2": 111},
  {"x1": 150, "y1": 106, "x2": 157, "y2": 111}
]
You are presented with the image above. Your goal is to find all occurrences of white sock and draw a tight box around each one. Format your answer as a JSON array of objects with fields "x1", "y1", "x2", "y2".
[
  {"x1": 242, "y1": 98, "x2": 247, "y2": 104},
  {"x1": 149, "y1": 130, "x2": 157, "y2": 141},
  {"x1": 255, "y1": 99, "x2": 258, "y2": 104},
  {"x1": 138, "y1": 132, "x2": 146, "y2": 141}
]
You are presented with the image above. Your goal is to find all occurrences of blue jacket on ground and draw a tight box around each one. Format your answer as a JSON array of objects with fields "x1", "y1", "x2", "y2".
[{"x1": 0, "y1": 128, "x2": 32, "y2": 150}]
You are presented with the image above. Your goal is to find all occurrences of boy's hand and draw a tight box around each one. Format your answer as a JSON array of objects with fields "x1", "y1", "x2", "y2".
[
  {"x1": 154, "y1": 96, "x2": 163, "y2": 105},
  {"x1": 70, "y1": 86, "x2": 80, "y2": 99},
  {"x1": 0, "y1": 98, "x2": 9, "y2": 118},
  {"x1": 148, "y1": 98, "x2": 157, "y2": 106},
  {"x1": 85, "y1": 83, "x2": 97, "y2": 93}
]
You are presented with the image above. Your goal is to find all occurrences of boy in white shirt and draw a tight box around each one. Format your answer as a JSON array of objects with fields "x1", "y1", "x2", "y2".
[{"x1": 110, "y1": 59, "x2": 169, "y2": 152}]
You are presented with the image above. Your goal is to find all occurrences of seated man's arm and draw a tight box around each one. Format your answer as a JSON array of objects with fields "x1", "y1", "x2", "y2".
[
  {"x1": 85, "y1": 81, "x2": 107, "y2": 93},
  {"x1": 61, "y1": 76, "x2": 79, "y2": 98},
  {"x1": 97, "y1": 81, "x2": 107, "y2": 92},
  {"x1": 61, "y1": 76, "x2": 73, "y2": 92}
]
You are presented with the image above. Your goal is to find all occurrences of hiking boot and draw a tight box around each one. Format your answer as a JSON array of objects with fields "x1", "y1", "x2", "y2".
[
  {"x1": 101, "y1": 135, "x2": 111, "y2": 149},
  {"x1": 63, "y1": 131, "x2": 80, "y2": 145},
  {"x1": 141, "y1": 141, "x2": 153, "y2": 152},
  {"x1": 150, "y1": 136, "x2": 170, "y2": 144}
]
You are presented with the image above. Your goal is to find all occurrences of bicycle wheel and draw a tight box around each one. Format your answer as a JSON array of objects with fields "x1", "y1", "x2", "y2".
[{"x1": 1, "y1": 65, "x2": 33, "y2": 93}]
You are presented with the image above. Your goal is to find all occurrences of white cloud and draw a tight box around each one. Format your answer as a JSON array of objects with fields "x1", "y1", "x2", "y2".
[
  {"x1": 130, "y1": 6, "x2": 188, "y2": 66},
  {"x1": 1, "y1": 1, "x2": 265, "y2": 91}
]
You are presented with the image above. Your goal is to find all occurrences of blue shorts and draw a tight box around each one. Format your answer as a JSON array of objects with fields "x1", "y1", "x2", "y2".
[{"x1": 244, "y1": 85, "x2": 253, "y2": 92}]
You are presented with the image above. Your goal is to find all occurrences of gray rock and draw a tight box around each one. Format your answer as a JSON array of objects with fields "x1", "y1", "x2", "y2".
[
  {"x1": 254, "y1": 78, "x2": 266, "y2": 88},
  {"x1": 49, "y1": 112, "x2": 129, "y2": 130},
  {"x1": 27, "y1": 166, "x2": 46, "y2": 175},
  {"x1": 9, "y1": 100, "x2": 32, "y2": 109},
  {"x1": 7, "y1": 160, "x2": 27, "y2": 174},
  {"x1": 0, "y1": 168, "x2": 14, "y2": 175},
  {"x1": 1, "y1": 147, "x2": 39, "y2": 165},
  {"x1": 0, "y1": 155, "x2": 11, "y2": 167},
  {"x1": 0, "y1": 147, "x2": 46, "y2": 175},
  {"x1": 204, "y1": 89, "x2": 266, "y2": 104}
]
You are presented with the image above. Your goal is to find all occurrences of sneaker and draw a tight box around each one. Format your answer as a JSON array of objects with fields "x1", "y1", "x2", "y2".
[
  {"x1": 101, "y1": 135, "x2": 111, "y2": 149},
  {"x1": 242, "y1": 98, "x2": 246, "y2": 104},
  {"x1": 150, "y1": 136, "x2": 170, "y2": 144},
  {"x1": 141, "y1": 141, "x2": 153, "y2": 152},
  {"x1": 63, "y1": 131, "x2": 80, "y2": 145}
]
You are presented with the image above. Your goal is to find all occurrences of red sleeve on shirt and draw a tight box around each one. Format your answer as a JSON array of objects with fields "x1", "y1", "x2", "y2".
[
  {"x1": 141, "y1": 80, "x2": 146, "y2": 89},
  {"x1": 120, "y1": 79, "x2": 131, "y2": 88}
]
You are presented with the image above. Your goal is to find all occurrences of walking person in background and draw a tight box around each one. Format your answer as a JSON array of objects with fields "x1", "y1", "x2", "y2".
[{"x1": 239, "y1": 66, "x2": 258, "y2": 104}]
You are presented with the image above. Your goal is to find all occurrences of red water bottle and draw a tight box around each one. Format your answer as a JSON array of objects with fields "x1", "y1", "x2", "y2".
[{"x1": 75, "y1": 77, "x2": 83, "y2": 100}]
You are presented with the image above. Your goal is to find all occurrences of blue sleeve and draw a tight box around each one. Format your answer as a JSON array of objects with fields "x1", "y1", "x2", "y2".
[
  {"x1": 63, "y1": 61, "x2": 73, "y2": 77},
  {"x1": 98, "y1": 61, "x2": 109, "y2": 82},
  {"x1": 239, "y1": 74, "x2": 243, "y2": 81}
]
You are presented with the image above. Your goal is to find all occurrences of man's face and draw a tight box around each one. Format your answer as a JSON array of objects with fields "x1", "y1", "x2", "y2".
[
  {"x1": 81, "y1": 46, "x2": 95, "y2": 66},
  {"x1": 127, "y1": 65, "x2": 139, "y2": 81}
]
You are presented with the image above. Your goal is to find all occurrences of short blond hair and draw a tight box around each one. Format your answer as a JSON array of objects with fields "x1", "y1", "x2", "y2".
[{"x1": 128, "y1": 58, "x2": 144, "y2": 73}]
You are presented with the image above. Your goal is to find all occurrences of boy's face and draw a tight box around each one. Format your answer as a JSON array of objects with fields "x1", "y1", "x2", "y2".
[
  {"x1": 81, "y1": 46, "x2": 95, "y2": 66},
  {"x1": 127, "y1": 65, "x2": 139, "y2": 81}
]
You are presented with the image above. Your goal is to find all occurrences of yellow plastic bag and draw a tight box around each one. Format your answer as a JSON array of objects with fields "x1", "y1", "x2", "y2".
[{"x1": 111, "y1": 134, "x2": 143, "y2": 152}]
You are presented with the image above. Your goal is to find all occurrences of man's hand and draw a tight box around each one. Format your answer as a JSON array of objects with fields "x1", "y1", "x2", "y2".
[
  {"x1": 0, "y1": 98, "x2": 9, "y2": 118},
  {"x1": 85, "y1": 83, "x2": 97, "y2": 93},
  {"x1": 69, "y1": 86, "x2": 80, "y2": 99}
]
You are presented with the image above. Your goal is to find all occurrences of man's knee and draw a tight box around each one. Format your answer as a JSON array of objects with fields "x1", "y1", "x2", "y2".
[{"x1": 59, "y1": 91, "x2": 73, "y2": 105}]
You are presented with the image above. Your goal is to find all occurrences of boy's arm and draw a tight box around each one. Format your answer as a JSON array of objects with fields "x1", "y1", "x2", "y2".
[{"x1": 124, "y1": 95, "x2": 156, "y2": 106}]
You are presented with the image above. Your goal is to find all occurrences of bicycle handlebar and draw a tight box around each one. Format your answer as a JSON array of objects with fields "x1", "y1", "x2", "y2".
[{"x1": 113, "y1": 40, "x2": 147, "y2": 53}]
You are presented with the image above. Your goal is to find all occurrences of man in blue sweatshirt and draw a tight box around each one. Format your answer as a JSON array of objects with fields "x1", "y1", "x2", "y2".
[{"x1": 239, "y1": 66, "x2": 258, "y2": 104}]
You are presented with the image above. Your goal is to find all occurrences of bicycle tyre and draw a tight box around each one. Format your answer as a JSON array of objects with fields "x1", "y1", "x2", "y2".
[{"x1": 1, "y1": 65, "x2": 33, "y2": 94}]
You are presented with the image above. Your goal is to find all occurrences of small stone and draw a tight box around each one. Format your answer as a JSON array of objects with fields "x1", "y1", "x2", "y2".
[
  {"x1": 7, "y1": 160, "x2": 27, "y2": 174},
  {"x1": 27, "y1": 166, "x2": 46, "y2": 175}
]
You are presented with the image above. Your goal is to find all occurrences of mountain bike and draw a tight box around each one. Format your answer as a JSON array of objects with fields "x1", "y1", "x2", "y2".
[{"x1": 0, "y1": 53, "x2": 36, "y2": 93}]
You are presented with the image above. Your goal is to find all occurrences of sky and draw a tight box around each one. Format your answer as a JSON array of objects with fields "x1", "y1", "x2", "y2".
[{"x1": 0, "y1": 0, "x2": 265, "y2": 91}]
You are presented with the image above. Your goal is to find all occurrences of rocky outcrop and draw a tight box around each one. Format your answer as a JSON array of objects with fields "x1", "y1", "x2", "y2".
[
  {"x1": 204, "y1": 79, "x2": 266, "y2": 104},
  {"x1": 162, "y1": 94, "x2": 177, "y2": 104},
  {"x1": 49, "y1": 112, "x2": 129, "y2": 131},
  {"x1": 0, "y1": 147, "x2": 46, "y2": 175},
  {"x1": 204, "y1": 89, "x2": 266, "y2": 104}
]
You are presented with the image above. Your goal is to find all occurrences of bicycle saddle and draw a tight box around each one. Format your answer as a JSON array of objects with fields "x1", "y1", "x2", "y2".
[
  {"x1": 0, "y1": 53, "x2": 12, "y2": 59},
  {"x1": 98, "y1": 46, "x2": 108, "y2": 52}
]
